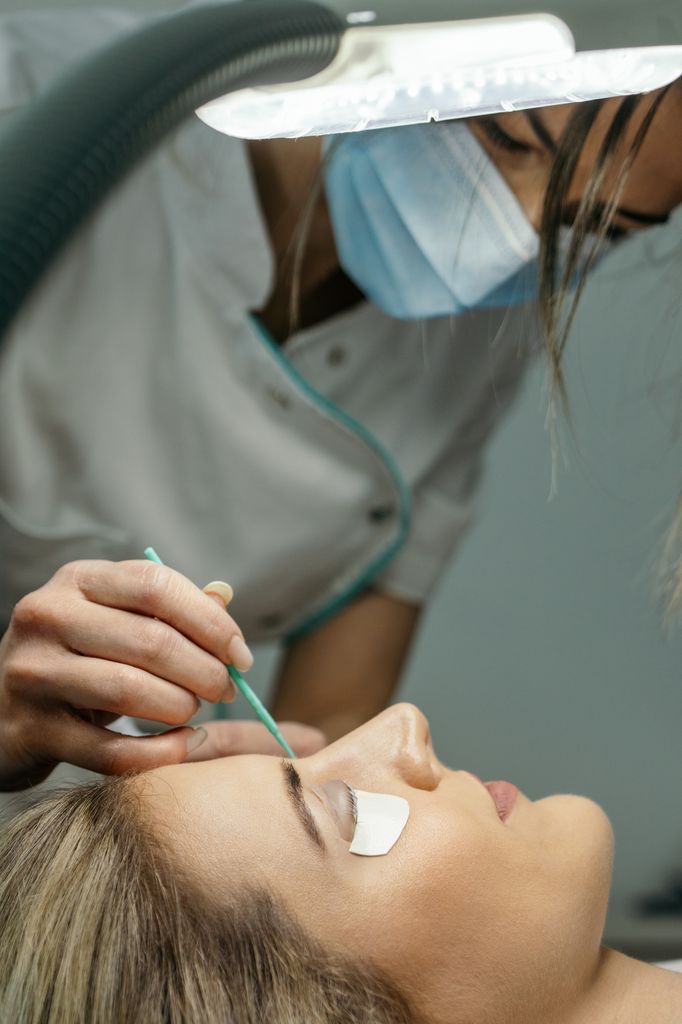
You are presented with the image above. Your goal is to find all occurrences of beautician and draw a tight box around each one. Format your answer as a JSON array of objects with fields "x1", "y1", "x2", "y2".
[{"x1": 0, "y1": 6, "x2": 679, "y2": 789}]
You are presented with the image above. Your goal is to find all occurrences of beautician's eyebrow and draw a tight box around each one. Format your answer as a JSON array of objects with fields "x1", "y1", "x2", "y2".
[
  {"x1": 523, "y1": 109, "x2": 558, "y2": 155},
  {"x1": 561, "y1": 198, "x2": 670, "y2": 229},
  {"x1": 281, "y1": 760, "x2": 327, "y2": 854},
  {"x1": 522, "y1": 110, "x2": 671, "y2": 228}
]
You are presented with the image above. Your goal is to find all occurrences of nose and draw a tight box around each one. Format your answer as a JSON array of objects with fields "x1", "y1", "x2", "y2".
[
  {"x1": 384, "y1": 703, "x2": 440, "y2": 791},
  {"x1": 313, "y1": 703, "x2": 441, "y2": 792}
]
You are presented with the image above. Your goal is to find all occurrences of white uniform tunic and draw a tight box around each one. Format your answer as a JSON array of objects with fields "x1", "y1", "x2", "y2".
[{"x1": 0, "y1": 9, "x2": 538, "y2": 640}]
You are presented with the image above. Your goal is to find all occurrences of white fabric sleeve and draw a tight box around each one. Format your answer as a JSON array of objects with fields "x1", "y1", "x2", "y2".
[
  {"x1": 372, "y1": 464, "x2": 481, "y2": 607},
  {"x1": 0, "y1": 8, "x2": 146, "y2": 113},
  {"x1": 373, "y1": 323, "x2": 538, "y2": 606}
]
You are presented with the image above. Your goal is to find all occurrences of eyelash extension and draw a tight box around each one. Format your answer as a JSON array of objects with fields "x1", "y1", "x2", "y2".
[
  {"x1": 344, "y1": 782, "x2": 358, "y2": 828},
  {"x1": 479, "y1": 118, "x2": 531, "y2": 154},
  {"x1": 603, "y1": 223, "x2": 631, "y2": 243}
]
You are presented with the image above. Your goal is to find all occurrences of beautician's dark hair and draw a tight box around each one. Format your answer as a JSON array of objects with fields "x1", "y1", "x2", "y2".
[
  {"x1": 535, "y1": 82, "x2": 681, "y2": 614},
  {"x1": 537, "y1": 87, "x2": 674, "y2": 395},
  {"x1": 0, "y1": 777, "x2": 413, "y2": 1024}
]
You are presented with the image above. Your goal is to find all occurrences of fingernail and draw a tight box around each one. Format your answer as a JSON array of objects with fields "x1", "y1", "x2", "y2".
[
  {"x1": 203, "y1": 581, "x2": 234, "y2": 607},
  {"x1": 186, "y1": 726, "x2": 208, "y2": 753},
  {"x1": 228, "y1": 634, "x2": 254, "y2": 673},
  {"x1": 221, "y1": 674, "x2": 237, "y2": 704}
]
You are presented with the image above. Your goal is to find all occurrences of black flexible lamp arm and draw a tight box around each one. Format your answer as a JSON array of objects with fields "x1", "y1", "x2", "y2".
[{"x1": 0, "y1": 0, "x2": 343, "y2": 337}]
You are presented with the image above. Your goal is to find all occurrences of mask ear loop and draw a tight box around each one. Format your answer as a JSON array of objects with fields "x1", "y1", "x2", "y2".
[
  {"x1": 449, "y1": 128, "x2": 488, "y2": 332},
  {"x1": 287, "y1": 135, "x2": 344, "y2": 338}
]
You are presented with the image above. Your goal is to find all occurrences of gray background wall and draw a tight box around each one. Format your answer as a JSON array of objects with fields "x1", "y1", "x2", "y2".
[{"x1": 1, "y1": 0, "x2": 680, "y2": 958}]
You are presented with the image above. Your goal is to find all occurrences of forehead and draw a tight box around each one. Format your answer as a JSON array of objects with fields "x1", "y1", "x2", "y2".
[
  {"x1": 140, "y1": 755, "x2": 304, "y2": 882},
  {"x1": 550, "y1": 90, "x2": 682, "y2": 210},
  {"x1": 541, "y1": 89, "x2": 679, "y2": 143}
]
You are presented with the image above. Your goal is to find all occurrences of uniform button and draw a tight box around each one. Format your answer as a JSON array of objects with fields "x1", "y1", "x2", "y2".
[
  {"x1": 259, "y1": 613, "x2": 283, "y2": 631},
  {"x1": 368, "y1": 505, "x2": 395, "y2": 524},
  {"x1": 327, "y1": 346, "x2": 346, "y2": 367},
  {"x1": 266, "y1": 386, "x2": 292, "y2": 410}
]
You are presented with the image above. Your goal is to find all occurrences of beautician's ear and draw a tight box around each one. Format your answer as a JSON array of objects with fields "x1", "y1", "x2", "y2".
[{"x1": 185, "y1": 720, "x2": 327, "y2": 761}]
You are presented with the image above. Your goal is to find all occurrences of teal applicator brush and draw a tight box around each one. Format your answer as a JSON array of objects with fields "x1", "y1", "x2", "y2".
[{"x1": 144, "y1": 547, "x2": 296, "y2": 759}]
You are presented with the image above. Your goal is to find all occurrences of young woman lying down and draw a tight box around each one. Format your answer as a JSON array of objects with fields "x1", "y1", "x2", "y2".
[{"x1": 1, "y1": 703, "x2": 680, "y2": 1023}]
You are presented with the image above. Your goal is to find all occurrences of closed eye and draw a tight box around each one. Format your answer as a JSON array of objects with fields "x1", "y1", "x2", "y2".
[
  {"x1": 478, "y1": 118, "x2": 532, "y2": 154},
  {"x1": 560, "y1": 199, "x2": 634, "y2": 243},
  {"x1": 311, "y1": 779, "x2": 358, "y2": 843}
]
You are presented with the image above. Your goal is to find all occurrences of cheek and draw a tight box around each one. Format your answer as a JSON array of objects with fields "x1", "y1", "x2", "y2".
[
  {"x1": 332, "y1": 798, "x2": 613, "y2": 1011},
  {"x1": 335, "y1": 806, "x2": 508, "y2": 971},
  {"x1": 327, "y1": 808, "x2": 532, "y2": 1019},
  {"x1": 401, "y1": 808, "x2": 526, "y2": 957},
  {"x1": 288, "y1": 795, "x2": 614, "y2": 1022}
]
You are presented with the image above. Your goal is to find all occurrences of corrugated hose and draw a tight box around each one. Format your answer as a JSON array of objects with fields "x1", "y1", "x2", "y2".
[{"x1": 0, "y1": 0, "x2": 343, "y2": 336}]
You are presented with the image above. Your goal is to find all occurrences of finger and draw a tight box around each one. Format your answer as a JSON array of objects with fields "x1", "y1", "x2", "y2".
[
  {"x1": 63, "y1": 560, "x2": 253, "y2": 671},
  {"x1": 279, "y1": 721, "x2": 327, "y2": 755},
  {"x1": 202, "y1": 588, "x2": 241, "y2": 701},
  {"x1": 58, "y1": 601, "x2": 235, "y2": 704},
  {"x1": 185, "y1": 720, "x2": 327, "y2": 762},
  {"x1": 54, "y1": 655, "x2": 203, "y2": 726},
  {"x1": 38, "y1": 713, "x2": 208, "y2": 775}
]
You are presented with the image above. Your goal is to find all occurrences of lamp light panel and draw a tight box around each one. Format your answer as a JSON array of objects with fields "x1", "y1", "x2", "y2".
[{"x1": 195, "y1": 15, "x2": 682, "y2": 138}]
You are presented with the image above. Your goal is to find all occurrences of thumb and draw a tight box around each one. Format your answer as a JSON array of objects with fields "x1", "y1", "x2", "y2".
[
  {"x1": 35, "y1": 718, "x2": 209, "y2": 777},
  {"x1": 185, "y1": 719, "x2": 327, "y2": 761}
]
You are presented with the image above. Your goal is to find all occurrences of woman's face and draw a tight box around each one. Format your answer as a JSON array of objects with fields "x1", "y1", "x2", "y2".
[
  {"x1": 142, "y1": 704, "x2": 613, "y2": 1024},
  {"x1": 468, "y1": 86, "x2": 682, "y2": 236}
]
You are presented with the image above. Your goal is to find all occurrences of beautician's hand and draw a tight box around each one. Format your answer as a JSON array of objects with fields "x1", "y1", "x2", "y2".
[
  {"x1": 184, "y1": 719, "x2": 325, "y2": 763},
  {"x1": 0, "y1": 559, "x2": 311, "y2": 790}
]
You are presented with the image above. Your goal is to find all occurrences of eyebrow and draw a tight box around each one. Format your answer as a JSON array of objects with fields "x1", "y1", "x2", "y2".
[
  {"x1": 281, "y1": 760, "x2": 326, "y2": 854},
  {"x1": 521, "y1": 111, "x2": 671, "y2": 228},
  {"x1": 610, "y1": 205, "x2": 669, "y2": 226},
  {"x1": 523, "y1": 109, "x2": 558, "y2": 155},
  {"x1": 561, "y1": 198, "x2": 670, "y2": 230}
]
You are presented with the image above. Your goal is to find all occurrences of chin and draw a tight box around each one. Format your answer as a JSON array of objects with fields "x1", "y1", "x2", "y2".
[
  {"x1": 538, "y1": 792, "x2": 614, "y2": 855},
  {"x1": 536, "y1": 793, "x2": 615, "y2": 957},
  {"x1": 570, "y1": 793, "x2": 614, "y2": 864},
  {"x1": 546, "y1": 793, "x2": 614, "y2": 920}
]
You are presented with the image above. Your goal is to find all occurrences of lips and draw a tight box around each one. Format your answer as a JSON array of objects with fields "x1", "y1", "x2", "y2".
[{"x1": 482, "y1": 781, "x2": 519, "y2": 823}]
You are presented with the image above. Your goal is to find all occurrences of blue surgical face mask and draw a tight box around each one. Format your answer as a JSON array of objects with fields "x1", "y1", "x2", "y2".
[{"x1": 323, "y1": 121, "x2": 542, "y2": 320}]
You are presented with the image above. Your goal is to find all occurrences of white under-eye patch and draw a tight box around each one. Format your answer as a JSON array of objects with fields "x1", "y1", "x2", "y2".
[{"x1": 349, "y1": 790, "x2": 410, "y2": 857}]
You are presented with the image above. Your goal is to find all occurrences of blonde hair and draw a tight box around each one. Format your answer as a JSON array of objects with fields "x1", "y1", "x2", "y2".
[{"x1": 0, "y1": 777, "x2": 412, "y2": 1024}]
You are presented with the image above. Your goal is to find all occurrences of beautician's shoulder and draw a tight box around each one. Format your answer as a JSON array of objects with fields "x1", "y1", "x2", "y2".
[
  {"x1": 0, "y1": 6, "x2": 262, "y2": 303},
  {"x1": 0, "y1": 8, "x2": 145, "y2": 112}
]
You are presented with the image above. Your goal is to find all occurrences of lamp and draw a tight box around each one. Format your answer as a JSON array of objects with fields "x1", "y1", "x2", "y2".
[
  {"x1": 0, "y1": 0, "x2": 679, "y2": 334},
  {"x1": 198, "y1": 0, "x2": 682, "y2": 138}
]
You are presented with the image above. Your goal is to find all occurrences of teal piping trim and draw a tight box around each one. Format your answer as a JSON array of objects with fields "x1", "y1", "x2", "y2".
[{"x1": 248, "y1": 314, "x2": 411, "y2": 643}]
